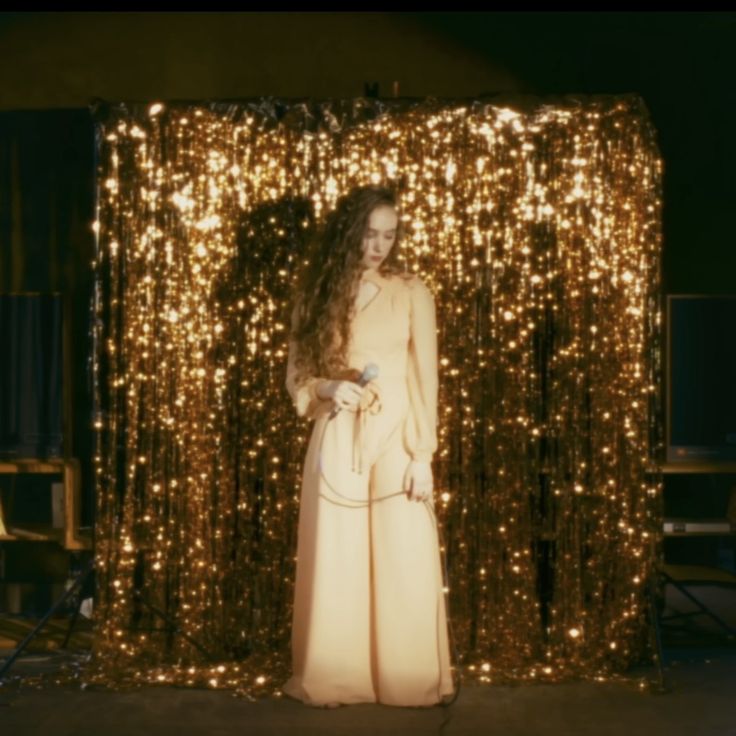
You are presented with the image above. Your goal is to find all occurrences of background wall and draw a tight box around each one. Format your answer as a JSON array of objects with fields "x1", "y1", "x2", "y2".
[
  {"x1": 0, "y1": 10, "x2": 734, "y2": 549},
  {"x1": 1, "y1": 11, "x2": 733, "y2": 292},
  {"x1": 0, "y1": 12, "x2": 519, "y2": 103}
]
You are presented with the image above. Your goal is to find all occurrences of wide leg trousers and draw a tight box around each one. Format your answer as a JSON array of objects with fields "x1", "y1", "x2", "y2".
[{"x1": 281, "y1": 387, "x2": 455, "y2": 707}]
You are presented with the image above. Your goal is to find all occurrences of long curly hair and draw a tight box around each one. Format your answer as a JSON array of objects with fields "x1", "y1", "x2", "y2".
[{"x1": 289, "y1": 185, "x2": 410, "y2": 386}]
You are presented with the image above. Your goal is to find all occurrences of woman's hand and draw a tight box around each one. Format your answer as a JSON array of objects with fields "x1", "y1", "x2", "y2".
[
  {"x1": 403, "y1": 460, "x2": 433, "y2": 502},
  {"x1": 319, "y1": 379, "x2": 365, "y2": 412}
]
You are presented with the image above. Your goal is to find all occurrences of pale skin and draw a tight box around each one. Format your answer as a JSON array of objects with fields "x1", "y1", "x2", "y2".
[{"x1": 316, "y1": 204, "x2": 433, "y2": 503}]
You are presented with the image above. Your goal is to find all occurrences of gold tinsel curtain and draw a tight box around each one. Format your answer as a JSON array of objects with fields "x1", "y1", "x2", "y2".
[{"x1": 85, "y1": 95, "x2": 664, "y2": 697}]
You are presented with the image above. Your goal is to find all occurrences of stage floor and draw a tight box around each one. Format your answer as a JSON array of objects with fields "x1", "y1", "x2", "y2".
[
  {"x1": 0, "y1": 646, "x2": 734, "y2": 736},
  {"x1": 1, "y1": 582, "x2": 735, "y2": 735}
]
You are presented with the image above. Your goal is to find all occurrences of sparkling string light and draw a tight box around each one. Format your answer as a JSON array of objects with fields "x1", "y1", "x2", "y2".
[{"x1": 15, "y1": 97, "x2": 663, "y2": 697}]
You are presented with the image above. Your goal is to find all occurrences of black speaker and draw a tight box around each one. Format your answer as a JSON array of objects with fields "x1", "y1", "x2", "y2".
[
  {"x1": 0, "y1": 293, "x2": 64, "y2": 458},
  {"x1": 667, "y1": 294, "x2": 736, "y2": 464}
]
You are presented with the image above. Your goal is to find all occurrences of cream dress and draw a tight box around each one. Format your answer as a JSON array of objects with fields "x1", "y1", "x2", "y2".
[{"x1": 281, "y1": 268, "x2": 454, "y2": 707}]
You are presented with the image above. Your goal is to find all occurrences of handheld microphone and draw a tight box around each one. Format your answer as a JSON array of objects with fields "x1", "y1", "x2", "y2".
[{"x1": 328, "y1": 363, "x2": 379, "y2": 420}]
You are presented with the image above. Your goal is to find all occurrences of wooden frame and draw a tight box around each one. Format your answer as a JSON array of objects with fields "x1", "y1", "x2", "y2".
[{"x1": 0, "y1": 292, "x2": 91, "y2": 550}]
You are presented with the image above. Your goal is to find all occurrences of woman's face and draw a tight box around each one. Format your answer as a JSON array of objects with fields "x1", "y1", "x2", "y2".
[{"x1": 360, "y1": 204, "x2": 398, "y2": 272}]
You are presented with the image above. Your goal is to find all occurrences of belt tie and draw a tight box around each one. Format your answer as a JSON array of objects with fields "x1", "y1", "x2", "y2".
[{"x1": 351, "y1": 384, "x2": 382, "y2": 475}]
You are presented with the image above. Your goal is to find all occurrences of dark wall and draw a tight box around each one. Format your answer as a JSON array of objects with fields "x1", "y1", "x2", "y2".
[
  {"x1": 0, "y1": 11, "x2": 734, "y2": 530},
  {"x1": 413, "y1": 12, "x2": 736, "y2": 295},
  {"x1": 1, "y1": 11, "x2": 733, "y2": 294},
  {"x1": 0, "y1": 12, "x2": 520, "y2": 103}
]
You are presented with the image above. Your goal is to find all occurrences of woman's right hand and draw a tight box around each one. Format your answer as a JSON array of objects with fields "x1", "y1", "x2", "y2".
[{"x1": 319, "y1": 379, "x2": 364, "y2": 412}]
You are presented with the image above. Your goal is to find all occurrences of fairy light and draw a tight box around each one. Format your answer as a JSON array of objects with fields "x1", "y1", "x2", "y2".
[{"x1": 5, "y1": 97, "x2": 663, "y2": 697}]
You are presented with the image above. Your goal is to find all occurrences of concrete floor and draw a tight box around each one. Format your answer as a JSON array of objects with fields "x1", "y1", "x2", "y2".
[
  {"x1": 0, "y1": 647, "x2": 734, "y2": 736},
  {"x1": 1, "y1": 583, "x2": 735, "y2": 736}
]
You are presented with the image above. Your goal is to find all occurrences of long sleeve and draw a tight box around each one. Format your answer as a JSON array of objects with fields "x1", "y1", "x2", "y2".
[
  {"x1": 404, "y1": 276, "x2": 439, "y2": 463},
  {"x1": 285, "y1": 303, "x2": 330, "y2": 420}
]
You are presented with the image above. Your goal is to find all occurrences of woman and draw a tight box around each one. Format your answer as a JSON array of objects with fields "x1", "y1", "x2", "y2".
[{"x1": 282, "y1": 185, "x2": 455, "y2": 708}]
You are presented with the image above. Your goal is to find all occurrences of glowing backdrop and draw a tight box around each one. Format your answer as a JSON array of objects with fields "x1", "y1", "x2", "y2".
[{"x1": 85, "y1": 96, "x2": 663, "y2": 697}]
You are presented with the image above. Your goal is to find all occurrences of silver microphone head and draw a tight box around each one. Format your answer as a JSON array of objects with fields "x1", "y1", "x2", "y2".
[{"x1": 363, "y1": 363, "x2": 379, "y2": 382}]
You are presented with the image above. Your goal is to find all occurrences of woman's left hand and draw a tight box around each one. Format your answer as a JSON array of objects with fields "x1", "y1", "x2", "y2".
[{"x1": 403, "y1": 460, "x2": 433, "y2": 502}]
